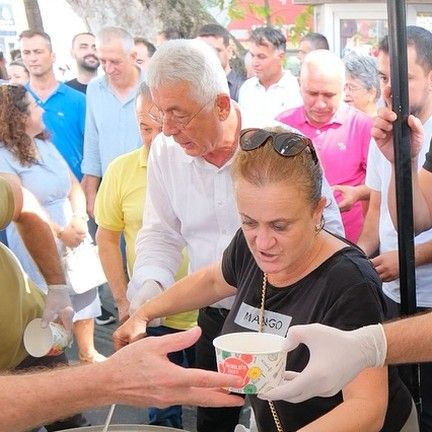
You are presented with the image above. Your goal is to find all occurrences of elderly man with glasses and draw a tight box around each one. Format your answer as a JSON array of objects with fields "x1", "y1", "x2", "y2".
[{"x1": 123, "y1": 39, "x2": 344, "y2": 432}]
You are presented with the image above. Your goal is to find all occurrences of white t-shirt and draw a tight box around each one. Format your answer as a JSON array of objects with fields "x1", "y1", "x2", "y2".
[
  {"x1": 366, "y1": 116, "x2": 432, "y2": 306},
  {"x1": 238, "y1": 71, "x2": 302, "y2": 126}
]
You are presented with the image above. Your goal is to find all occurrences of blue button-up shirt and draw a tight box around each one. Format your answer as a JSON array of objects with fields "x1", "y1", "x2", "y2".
[
  {"x1": 81, "y1": 71, "x2": 145, "y2": 177},
  {"x1": 27, "y1": 82, "x2": 86, "y2": 180}
]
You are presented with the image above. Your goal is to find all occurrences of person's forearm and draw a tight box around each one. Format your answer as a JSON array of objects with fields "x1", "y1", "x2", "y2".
[
  {"x1": 1, "y1": 363, "x2": 110, "y2": 432},
  {"x1": 137, "y1": 265, "x2": 235, "y2": 322},
  {"x1": 389, "y1": 164, "x2": 432, "y2": 234},
  {"x1": 69, "y1": 175, "x2": 87, "y2": 217},
  {"x1": 385, "y1": 313, "x2": 432, "y2": 364},
  {"x1": 97, "y1": 232, "x2": 128, "y2": 307},
  {"x1": 357, "y1": 229, "x2": 379, "y2": 257},
  {"x1": 354, "y1": 184, "x2": 371, "y2": 202},
  {"x1": 81, "y1": 175, "x2": 101, "y2": 218},
  {"x1": 357, "y1": 190, "x2": 380, "y2": 256},
  {"x1": 16, "y1": 188, "x2": 65, "y2": 285},
  {"x1": 357, "y1": 217, "x2": 379, "y2": 257},
  {"x1": 414, "y1": 240, "x2": 432, "y2": 267},
  {"x1": 297, "y1": 398, "x2": 384, "y2": 432}
]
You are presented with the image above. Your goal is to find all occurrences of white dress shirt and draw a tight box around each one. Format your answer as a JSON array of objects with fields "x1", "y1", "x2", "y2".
[
  {"x1": 238, "y1": 71, "x2": 303, "y2": 126},
  {"x1": 128, "y1": 132, "x2": 344, "y2": 310}
]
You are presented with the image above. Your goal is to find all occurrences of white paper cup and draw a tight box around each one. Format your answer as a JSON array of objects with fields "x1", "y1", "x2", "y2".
[
  {"x1": 23, "y1": 318, "x2": 70, "y2": 357},
  {"x1": 213, "y1": 331, "x2": 286, "y2": 394}
]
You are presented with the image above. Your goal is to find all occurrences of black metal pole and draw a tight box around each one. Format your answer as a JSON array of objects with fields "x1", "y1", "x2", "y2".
[{"x1": 386, "y1": 0, "x2": 421, "y2": 411}]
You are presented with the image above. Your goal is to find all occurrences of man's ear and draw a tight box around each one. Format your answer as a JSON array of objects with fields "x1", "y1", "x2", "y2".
[
  {"x1": 278, "y1": 50, "x2": 285, "y2": 65},
  {"x1": 216, "y1": 94, "x2": 231, "y2": 121}
]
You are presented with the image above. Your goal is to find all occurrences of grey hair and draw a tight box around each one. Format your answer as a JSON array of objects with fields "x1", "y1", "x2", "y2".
[
  {"x1": 96, "y1": 26, "x2": 134, "y2": 54},
  {"x1": 146, "y1": 39, "x2": 229, "y2": 104},
  {"x1": 343, "y1": 53, "x2": 381, "y2": 101},
  {"x1": 137, "y1": 80, "x2": 152, "y2": 102}
]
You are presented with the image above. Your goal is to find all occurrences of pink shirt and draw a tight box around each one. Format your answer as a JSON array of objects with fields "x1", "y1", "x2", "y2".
[{"x1": 276, "y1": 104, "x2": 372, "y2": 242}]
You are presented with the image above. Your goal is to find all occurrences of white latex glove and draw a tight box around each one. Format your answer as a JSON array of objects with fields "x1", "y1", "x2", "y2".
[
  {"x1": 129, "y1": 279, "x2": 164, "y2": 327},
  {"x1": 234, "y1": 425, "x2": 250, "y2": 432},
  {"x1": 258, "y1": 323, "x2": 387, "y2": 403},
  {"x1": 42, "y1": 284, "x2": 75, "y2": 333}
]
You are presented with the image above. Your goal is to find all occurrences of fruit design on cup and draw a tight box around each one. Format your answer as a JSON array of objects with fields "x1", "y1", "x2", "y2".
[{"x1": 213, "y1": 332, "x2": 286, "y2": 394}]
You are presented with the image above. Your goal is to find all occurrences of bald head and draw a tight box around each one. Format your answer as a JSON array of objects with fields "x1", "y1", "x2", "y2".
[
  {"x1": 300, "y1": 50, "x2": 345, "y2": 127},
  {"x1": 302, "y1": 49, "x2": 345, "y2": 84}
]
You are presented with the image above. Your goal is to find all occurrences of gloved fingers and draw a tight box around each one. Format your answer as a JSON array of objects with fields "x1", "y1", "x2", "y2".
[
  {"x1": 258, "y1": 369, "x2": 317, "y2": 403},
  {"x1": 258, "y1": 380, "x2": 311, "y2": 404},
  {"x1": 282, "y1": 370, "x2": 300, "y2": 380},
  {"x1": 41, "y1": 310, "x2": 58, "y2": 328},
  {"x1": 234, "y1": 425, "x2": 250, "y2": 432},
  {"x1": 282, "y1": 324, "x2": 310, "y2": 351},
  {"x1": 60, "y1": 306, "x2": 75, "y2": 334}
]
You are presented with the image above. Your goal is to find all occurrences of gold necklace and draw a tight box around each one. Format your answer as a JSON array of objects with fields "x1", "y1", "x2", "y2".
[{"x1": 259, "y1": 272, "x2": 284, "y2": 432}]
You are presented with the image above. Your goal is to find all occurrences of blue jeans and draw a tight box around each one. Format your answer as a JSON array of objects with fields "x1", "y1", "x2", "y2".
[{"x1": 146, "y1": 325, "x2": 195, "y2": 429}]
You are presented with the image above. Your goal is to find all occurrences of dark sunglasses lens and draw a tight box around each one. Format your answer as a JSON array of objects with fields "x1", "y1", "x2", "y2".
[
  {"x1": 273, "y1": 134, "x2": 306, "y2": 156},
  {"x1": 241, "y1": 129, "x2": 271, "y2": 150}
]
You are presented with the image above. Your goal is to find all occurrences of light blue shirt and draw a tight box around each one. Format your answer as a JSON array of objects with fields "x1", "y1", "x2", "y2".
[
  {"x1": 27, "y1": 82, "x2": 86, "y2": 180},
  {"x1": 81, "y1": 70, "x2": 145, "y2": 177}
]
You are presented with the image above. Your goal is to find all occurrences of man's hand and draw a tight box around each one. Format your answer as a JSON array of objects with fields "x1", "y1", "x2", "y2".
[
  {"x1": 372, "y1": 88, "x2": 424, "y2": 164},
  {"x1": 42, "y1": 284, "x2": 75, "y2": 333},
  {"x1": 106, "y1": 327, "x2": 245, "y2": 408},
  {"x1": 371, "y1": 251, "x2": 400, "y2": 282},
  {"x1": 332, "y1": 184, "x2": 359, "y2": 212},
  {"x1": 258, "y1": 323, "x2": 387, "y2": 403},
  {"x1": 113, "y1": 311, "x2": 149, "y2": 351}
]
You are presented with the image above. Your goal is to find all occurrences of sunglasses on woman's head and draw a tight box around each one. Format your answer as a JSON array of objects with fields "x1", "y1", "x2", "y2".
[{"x1": 239, "y1": 128, "x2": 319, "y2": 165}]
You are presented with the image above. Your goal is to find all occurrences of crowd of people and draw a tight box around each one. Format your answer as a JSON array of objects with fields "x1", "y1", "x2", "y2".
[{"x1": 1, "y1": 19, "x2": 432, "y2": 432}]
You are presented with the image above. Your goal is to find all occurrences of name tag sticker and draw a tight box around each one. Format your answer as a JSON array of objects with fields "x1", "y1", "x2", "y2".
[{"x1": 234, "y1": 302, "x2": 292, "y2": 337}]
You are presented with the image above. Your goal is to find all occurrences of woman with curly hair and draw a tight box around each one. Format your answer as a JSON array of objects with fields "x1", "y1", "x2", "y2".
[{"x1": 0, "y1": 84, "x2": 104, "y2": 364}]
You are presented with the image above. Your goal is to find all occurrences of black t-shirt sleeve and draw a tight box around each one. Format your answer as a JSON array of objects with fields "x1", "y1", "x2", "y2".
[
  {"x1": 423, "y1": 138, "x2": 432, "y2": 172},
  {"x1": 221, "y1": 228, "x2": 246, "y2": 289}
]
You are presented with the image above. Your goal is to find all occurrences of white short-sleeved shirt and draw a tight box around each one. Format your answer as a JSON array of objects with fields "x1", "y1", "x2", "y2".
[{"x1": 366, "y1": 116, "x2": 432, "y2": 306}]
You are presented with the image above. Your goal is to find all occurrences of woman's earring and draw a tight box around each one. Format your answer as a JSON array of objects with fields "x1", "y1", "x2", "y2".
[{"x1": 314, "y1": 217, "x2": 324, "y2": 235}]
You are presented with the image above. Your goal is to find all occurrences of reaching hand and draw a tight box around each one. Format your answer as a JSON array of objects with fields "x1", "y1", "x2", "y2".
[
  {"x1": 106, "y1": 327, "x2": 245, "y2": 408},
  {"x1": 371, "y1": 251, "x2": 400, "y2": 282},
  {"x1": 332, "y1": 184, "x2": 359, "y2": 212},
  {"x1": 113, "y1": 311, "x2": 149, "y2": 351},
  {"x1": 42, "y1": 284, "x2": 75, "y2": 333},
  {"x1": 258, "y1": 323, "x2": 387, "y2": 403}
]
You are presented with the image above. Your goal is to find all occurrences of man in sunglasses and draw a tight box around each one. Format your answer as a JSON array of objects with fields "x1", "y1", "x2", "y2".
[{"x1": 126, "y1": 39, "x2": 344, "y2": 432}]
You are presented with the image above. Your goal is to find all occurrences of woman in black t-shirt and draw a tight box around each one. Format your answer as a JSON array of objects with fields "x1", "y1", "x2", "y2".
[{"x1": 115, "y1": 127, "x2": 415, "y2": 431}]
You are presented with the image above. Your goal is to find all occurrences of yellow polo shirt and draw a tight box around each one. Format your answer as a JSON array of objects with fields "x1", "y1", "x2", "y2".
[
  {"x1": 95, "y1": 147, "x2": 197, "y2": 330},
  {"x1": 0, "y1": 178, "x2": 45, "y2": 370}
]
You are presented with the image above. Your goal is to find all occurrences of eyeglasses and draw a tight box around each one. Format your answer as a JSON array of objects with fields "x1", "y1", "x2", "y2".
[
  {"x1": 344, "y1": 83, "x2": 366, "y2": 93},
  {"x1": 239, "y1": 128, "x2": 319, "y2": 164},
  {"x1": 148, "y1": 99, "x2": 214, "y2": 129}
]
